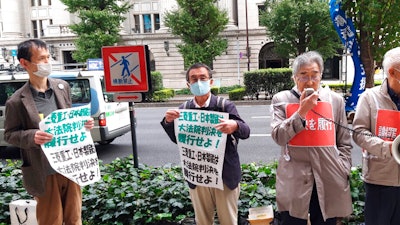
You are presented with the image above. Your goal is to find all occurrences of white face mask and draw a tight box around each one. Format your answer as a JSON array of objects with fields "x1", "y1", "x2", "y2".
[
  {"x1": 33, "y1": 63, "x2": 52, "y2": 77},
  {"x1": 190, "y1": 80, "x2": 211, "y2": 96}
]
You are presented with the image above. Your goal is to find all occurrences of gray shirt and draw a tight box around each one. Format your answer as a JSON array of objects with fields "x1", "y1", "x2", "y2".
[{"x1": 30, "y1": 81, "x2": 58, "y2": 174}]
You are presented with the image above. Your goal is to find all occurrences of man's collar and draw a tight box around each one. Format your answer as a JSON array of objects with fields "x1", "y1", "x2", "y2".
[{"x1": 193, "y1": 94, "x2": 212, "y2": 108}]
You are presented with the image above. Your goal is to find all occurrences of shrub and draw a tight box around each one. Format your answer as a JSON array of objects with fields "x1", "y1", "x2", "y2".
[
  {"x1": 244, "y1": 68, "x2": 293, "y2": 99},
  {"x1": 144, "y1": 71, "x2": 167, "y2": 102},
  {"x1": 0, "y1": 157, "x2": 366, "y2": 224},
  {"x1": 175, "y1": 88, "x2": 191, "y2": 95},
  {"x1": 325, "y1": 80, "x2": 383, "y2": 92},
  {"x1": 211, "y1": 87, "x2": 219, "y2": 95},
  {"x1": 228, "y1": 87, "x2": 246, "y2": 100},
  {"x1": 0, "y1": 160, "x2": 31, "y2": 224},
  {"x1": 153, "y1": 89, "x2": 175, "y2": 102}
]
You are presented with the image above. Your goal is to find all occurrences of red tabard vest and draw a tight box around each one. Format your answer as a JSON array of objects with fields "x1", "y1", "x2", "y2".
[
  {"x1": 286, "y1": 102, "x2": 335, "y2": 147},
  {"x1": 375, "y1": 109, "x2": 400, "y2": 141}
]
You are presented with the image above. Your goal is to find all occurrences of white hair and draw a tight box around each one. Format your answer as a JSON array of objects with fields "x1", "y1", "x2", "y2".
[
  {"x1": 382, "y1": 47, "x2": 400, "y2": 76},
  {"x1": 291, "y1": 51, "x2": 324, "y2": 78}
]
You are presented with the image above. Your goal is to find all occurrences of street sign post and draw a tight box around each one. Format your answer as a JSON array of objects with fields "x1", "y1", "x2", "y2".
[
  {"x1": 101, "y1": 45, "x2": 152, "y2": 168},
  {"x1": 102, "y1": 45, "x2": 150, "y2": 93}
]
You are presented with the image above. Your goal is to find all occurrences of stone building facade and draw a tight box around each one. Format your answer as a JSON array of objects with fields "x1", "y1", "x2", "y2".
[{"x1": 0, "y1": 0, "x2": 343, "y2": 89}]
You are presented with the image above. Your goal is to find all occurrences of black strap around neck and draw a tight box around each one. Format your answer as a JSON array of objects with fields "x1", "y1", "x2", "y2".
[{"x1": 290, "y1": 89, "x2": 301, "y2": 99}]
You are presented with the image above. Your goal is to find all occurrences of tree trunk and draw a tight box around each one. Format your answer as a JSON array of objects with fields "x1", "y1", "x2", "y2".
[{"x1": 359, "y1": 30, "x2": 375, "y2": 88}]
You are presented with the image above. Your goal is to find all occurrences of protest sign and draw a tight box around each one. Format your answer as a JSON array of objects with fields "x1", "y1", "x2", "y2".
[
  {"x1": 39, "y1": 104, "x2": 100, "y2": 186},
  {"x1": 175, "y1": 109, "x2": 228, "y2": 190}
]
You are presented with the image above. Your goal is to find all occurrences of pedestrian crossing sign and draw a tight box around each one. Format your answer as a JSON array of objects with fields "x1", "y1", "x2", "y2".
[{"x1": 101, "y1": 45, "x2": 150, "y2": 93}]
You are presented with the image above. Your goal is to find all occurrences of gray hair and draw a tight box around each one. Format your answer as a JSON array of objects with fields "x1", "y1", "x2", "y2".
[
  {"x1": 185, "y1": 63, "x2": 213, "y2": 82},
  {"x1": 382, "y1": 47, "x2": 400, "y2": 76},
  {"x1": 291, "y1": 51, "x2": 324, "y2": 78}
]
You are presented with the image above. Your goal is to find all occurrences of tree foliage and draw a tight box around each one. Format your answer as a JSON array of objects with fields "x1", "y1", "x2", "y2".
[
  {"x1": 164, "y1": 0, "x2": 229, "y2": 69},
  {"x1": 340, "y1": 0, "x2": 400, "y2": 88},
  {"x1": 260, "y1": 0, "x2": 342, "y2": 60},
  {"x1": 60, "y1": 0, "x2": 132, "y2": 63}
]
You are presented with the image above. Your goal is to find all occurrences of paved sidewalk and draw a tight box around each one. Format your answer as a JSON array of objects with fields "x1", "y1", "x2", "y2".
[{"x1": 134, "y1": 94, "x2": 271, "y2": 107}]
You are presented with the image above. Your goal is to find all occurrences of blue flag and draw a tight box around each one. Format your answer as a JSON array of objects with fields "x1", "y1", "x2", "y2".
[{"x1": 329, "y1": 0, "x2": 366, "y2": 112}]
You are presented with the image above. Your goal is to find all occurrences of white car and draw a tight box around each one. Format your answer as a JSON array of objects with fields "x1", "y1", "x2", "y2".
[{"x1": 0, "y1": 71, "x2": 134, "y2": 148}]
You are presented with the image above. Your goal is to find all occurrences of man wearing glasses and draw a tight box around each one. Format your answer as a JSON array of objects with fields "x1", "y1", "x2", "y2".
[
  {"x1": 271, "y1": 51, "x2": 353, "y2": 224},
  {"x1": 161, "y1": 63, "x2": 250, "y2": 225},
  {"x1": 352, "y1": 47, "x2": 400, "y2": 224}
]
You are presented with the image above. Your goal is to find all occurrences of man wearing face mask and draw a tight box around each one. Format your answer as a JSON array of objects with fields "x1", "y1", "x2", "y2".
[
  {"x1": 4, "y1": 39, "x2": 94, "y2": 225},
  {"x1": 161, "y1": 62, "x2": 250, "y2": 225}
]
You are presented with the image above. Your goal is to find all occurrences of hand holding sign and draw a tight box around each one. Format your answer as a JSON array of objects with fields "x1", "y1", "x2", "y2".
[
  {"x1": 214, "y1": 118, "x2": 238, "y2": 134},
  {"x1": 34, "y1": 130, "x2": 53, "y2": 145}
]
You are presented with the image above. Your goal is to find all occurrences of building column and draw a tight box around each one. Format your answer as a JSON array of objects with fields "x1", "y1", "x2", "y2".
[
  {"x1": 218, "y1": 0, "x2": 238, "y2": 28},
  {"x1": 158, "y1": 0, "x2": 177, "y2": 32}
]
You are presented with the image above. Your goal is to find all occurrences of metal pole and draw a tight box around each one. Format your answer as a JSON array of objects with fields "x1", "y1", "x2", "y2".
[
  {"x1": 245, "y1": 0, "x2": 250, "y2": 71},
  {"x1": 344, "y1": 50, "x2": 347, "y2": 96},
  {"x1": 129, "y1": 102, "x2": 138, "y2": 168},
  {"x1": 237, "y1": 33, "x2": 240, "y2": 85}
]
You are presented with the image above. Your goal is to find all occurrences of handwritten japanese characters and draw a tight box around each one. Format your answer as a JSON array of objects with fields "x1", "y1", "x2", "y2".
[
  {"x1": 175, "y1": 109, "x2": 228, "y2": 190},
  {"x1": 39, "y1": 105, "x2": 100, "y2": 186}
]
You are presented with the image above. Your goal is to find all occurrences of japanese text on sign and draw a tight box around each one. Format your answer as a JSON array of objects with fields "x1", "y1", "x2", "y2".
[
  {"x1": 376, "y1": 109, "x2": 400, "y2": 141},
  {"x1": 286, "y1": 102, "x2": 336, "y2": 147},
  {"x1": 39, "y1": 105, "x2": 100, "y2": 186},
  {"x1": 175, "y1": 109, "x2": 228, "y2": 190}
]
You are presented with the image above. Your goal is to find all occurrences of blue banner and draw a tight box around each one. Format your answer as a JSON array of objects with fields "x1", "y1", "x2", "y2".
[{"x1": 329, "y1": 0, "x2": 366, "y2": 112}]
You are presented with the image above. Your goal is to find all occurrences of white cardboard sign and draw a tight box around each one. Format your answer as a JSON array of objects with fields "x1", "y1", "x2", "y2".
[
  {"x1": 39, "y1": 104, "x2": 100, "y2": 186},
  {"x1": 175, "y1": 109, "x2": 228, "y2": 190}
]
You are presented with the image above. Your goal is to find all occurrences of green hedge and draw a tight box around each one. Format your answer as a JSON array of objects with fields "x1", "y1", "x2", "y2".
[
  {"x1": 0, "y1": 157, "x2": 365, "y2": 225},
  {"x1": 145, "y1": 71, "x2": 168, "y2": 102},
  {"x1": 228, "y1": 87, "x2": 246, "y2": 100},
  {"x1": 326, "y1": 80, "x2": 383, "y2": 92},
  {"x1": 244, "y1": 68, "x2": 294, "y2": 99},
  {"x1": 153, "y1": 89, "x2": 175, "y2": 102}
]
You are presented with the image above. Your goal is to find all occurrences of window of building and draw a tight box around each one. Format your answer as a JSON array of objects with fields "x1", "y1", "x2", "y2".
[
  {"x1": 39, "y1": 20, "x2": 44, "y2": 36},
  {"x1": 258, "y1": 5, "x2": 266, "y2": 26},
  {"x1": 31, "y1": 0, "x2": 35, "y2": 6},
  {"x1": 143, "y1": 14, "x2": 151, "y2": 33},
  {"x1": 154, "y1": 14, "x2": 160, "y2": 30},
  {"x1": 132, "y1": 13, "x2": 160, "y2": 34},
  {"x1": 39, "y1": 0, "x2": 51, "y2": 6},
  {"x1": 133, "y1": 15, "x2": 140, "y2": 33},
  {"x1": 32, "y1": 21, "x2": 38, "y2": 38},
  {"x1": 32, "y1": 19, "x2": 51, "y2": 38}
]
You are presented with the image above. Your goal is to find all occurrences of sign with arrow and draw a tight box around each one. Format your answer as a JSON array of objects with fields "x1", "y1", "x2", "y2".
[
  {"x1": 102, "y1": 45, "x2": 150, "y2": 93},
  {"x1": 113, "y1": 93, "x2": 143, "y2": 102}
]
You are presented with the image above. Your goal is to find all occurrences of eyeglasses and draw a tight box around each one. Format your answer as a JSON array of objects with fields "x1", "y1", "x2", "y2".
[
  {"x1": 296, "y1": 76, "x2": 321, "y2": 83},
  {"x1": 394, "y1": 68, "x2": 400, "y2": 73},
  {"x1": 189, "y1": 76, "x2": 210, "y2": 84}
]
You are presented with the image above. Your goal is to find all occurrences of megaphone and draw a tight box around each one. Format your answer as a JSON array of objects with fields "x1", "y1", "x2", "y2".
[{"x1": 391, "y1": 136, "x2": 400, "y2": 164}]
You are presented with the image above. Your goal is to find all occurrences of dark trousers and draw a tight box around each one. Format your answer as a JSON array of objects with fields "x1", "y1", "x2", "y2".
[
  {"x1": 278, "y1": 185, "x2": 336, "y2": 225},
  {"x1": 364, "y1": 182, "x2": 400, "y2": 225}
]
